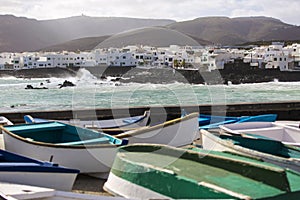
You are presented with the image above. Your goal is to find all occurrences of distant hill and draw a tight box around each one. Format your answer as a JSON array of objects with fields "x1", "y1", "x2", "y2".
[
  {"x1": 0, "y1": 15, "x2": 175, "y2": 52},
  {"x1": 40, "y1": 36, "x2": 111, "y2": 52},
  {"x1": 2, "y1": 15, "x2": 300, "y2": 52},
  {"x1": 40, "y1": 27, "x2": 212, "y2": 51},
  {"x1": 94, "y1": 27, "x2": 206, "y2": 48},
  {"x1": 168, "y1": 16, "x2": 300, "y2": 45}
]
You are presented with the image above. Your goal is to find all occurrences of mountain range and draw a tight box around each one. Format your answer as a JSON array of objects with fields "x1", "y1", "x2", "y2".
[{"x1": 1, "y1": 15, "x2": 300, "y2": 52}]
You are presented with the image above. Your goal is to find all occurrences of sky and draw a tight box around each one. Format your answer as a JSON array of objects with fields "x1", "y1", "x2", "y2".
[{"x1": 0, "y1": 0, "x2": 299, "y2": 25}]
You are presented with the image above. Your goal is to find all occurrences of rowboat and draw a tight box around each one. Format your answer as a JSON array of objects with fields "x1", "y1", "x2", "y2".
[
  {"x1": 201, "y1": 129, "x2": 300, "y2": 173},
  {"x1": 220, "y1": 121, "x2": 300, "y2": 146},
  {"x1": 1, "y1": 122, "x2": 128, "y2": 178},
  {"x1": 104, "y1": 143, "x2": 300, "y2": 199},
  {"x1": 0, "y1": 149, "x2": 79, "y2": 191},
  {"x1": 24, "y1": 110, "x2": 150, "y2": 131},
  {"x1": 199, "y1": 114, "x2": 277, "y2": 129},
  {"x1": 115, "y1": 112, "x2": 199, "y2": 147},
  {"x1": 0, "y1": 182, "x2": 129, "y2": 200}
]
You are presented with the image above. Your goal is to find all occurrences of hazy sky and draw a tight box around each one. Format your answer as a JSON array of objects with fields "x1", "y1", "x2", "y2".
[{"x1": 1, "y1": 0, "x2": 299, "y2": 25}]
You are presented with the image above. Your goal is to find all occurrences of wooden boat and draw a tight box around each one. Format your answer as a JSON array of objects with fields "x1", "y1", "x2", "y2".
[
  {"x1": 0, "y1": 149, "x2": 79, "y2": 191},
  {"x1": 220, "y1": 121, "x2": 300, "y2": 146},
  {"x1": 1, "y1": 122, "x2": 128, "y2": 178},
  {"x1": 0, "y1": 182, "x2": 129, "y2": 200},
  {"x1": 104, "y1": 143, "x2": 300, "y2": 199},
  {"x1": 201, "y1": 129, "x2": 300, "y2": 173},
  {"x1": 199, "y1": 114, "x2": 277, "y2": 129},
  {"x1": 24, "y1": 110, "x2": 150, "y2": 131},
  {"x1": 115, "y1": 112, "x2": 199, "y2": 147}
]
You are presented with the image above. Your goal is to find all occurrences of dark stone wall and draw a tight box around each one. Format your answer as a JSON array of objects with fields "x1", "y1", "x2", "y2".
[
  {"x1": 2, "y1": 101, "x2": 300, "y2": 124},
  {"x1": 0, "y1": 67, "x2": 77, "y2": 78}
]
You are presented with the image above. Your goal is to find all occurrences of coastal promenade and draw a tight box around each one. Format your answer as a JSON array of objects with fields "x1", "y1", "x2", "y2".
[{"x1": 1, "y1": 101, "x2": 300, "y2": 124}]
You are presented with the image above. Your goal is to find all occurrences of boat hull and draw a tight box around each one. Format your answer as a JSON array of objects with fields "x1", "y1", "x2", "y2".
[
  {"x1": 104, "y1": 172, "x2": 169, "y2": 200},
  {"x1": 0, "y1": 171, "x2": 76, "y2": 191},
  {"x1": 220, "y1": 122, "x2": 300, "y2": 146},
  {"x1": 104, "y1": 144, "x2": 300, "y2": 199},
  {"x1": 0, "y1": 182, "x2": 129, "y2": 200},
  {"x1": 3, "y1": 132, "x2": 118, "y2": 174},
  {"x1": 116, "y1": 112, "x2": 199, "y2": 147}
]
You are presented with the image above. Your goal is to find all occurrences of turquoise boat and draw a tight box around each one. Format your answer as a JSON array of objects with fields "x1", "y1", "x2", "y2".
[
  {"x1": 2, "y1": 121, "x2": 128, "y2": 177},
  {"x1": 104, "y1": 144, "x2": 300, "y2": 199}
]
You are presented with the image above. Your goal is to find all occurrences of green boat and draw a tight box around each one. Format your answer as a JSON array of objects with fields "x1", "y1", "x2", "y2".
[{"x1": 104, "y1": 144, "x2": 300, "y2": 199}]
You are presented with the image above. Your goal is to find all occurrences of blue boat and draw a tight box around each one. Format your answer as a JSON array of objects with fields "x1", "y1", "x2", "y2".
[
  {"x1": 0, "y1": 149, "x2": 79, "y2": 191},
  {"x1": 23, "y1": 110, "x2": 150, "y2": 131},
  {"x1": 1, "y1": 121, "x2": 128, "y2": 178},
  {"x1": 199, "y1": 114, "x2": 277, "y2": 129}
]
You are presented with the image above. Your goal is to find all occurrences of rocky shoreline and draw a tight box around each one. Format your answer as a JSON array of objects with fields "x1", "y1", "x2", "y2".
[
  {"x1": 1, "y1": 63, "x2": 300, "y2": 84},
  {"x1": 0, "y1": 67, "x2": 78, "y2": 78}
]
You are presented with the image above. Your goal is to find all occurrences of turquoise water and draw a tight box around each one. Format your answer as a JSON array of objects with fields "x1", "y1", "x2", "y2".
[{"x1": 1, "y1": 70, "x2": 300, "y2": 113}]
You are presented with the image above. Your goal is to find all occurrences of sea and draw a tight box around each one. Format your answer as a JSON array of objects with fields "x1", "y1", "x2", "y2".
[{"x1": 1, "y1": 69, "x2": 300, "y2": 113}]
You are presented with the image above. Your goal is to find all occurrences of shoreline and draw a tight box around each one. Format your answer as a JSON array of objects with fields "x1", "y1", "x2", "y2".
[{"x1": 1, "y1": 62, "x2": 300, "y2": 84}]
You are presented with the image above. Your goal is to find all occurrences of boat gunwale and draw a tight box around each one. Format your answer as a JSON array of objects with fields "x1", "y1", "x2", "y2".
[
  {"x1": 105, "y1": 110, "x2": 150, "y2": 129},
  {"x1": 62, "y1": 110, "x2": 150, "y2": 129},
  {"x1": 1, "y1": 125, "x2": 124, "y2": 149},
  {"x1": 200, "y1": 129, "x2": 300, "y2": 165},
  {"x1": 115, "y1": 112, "x2": 199, "y2": 138}
]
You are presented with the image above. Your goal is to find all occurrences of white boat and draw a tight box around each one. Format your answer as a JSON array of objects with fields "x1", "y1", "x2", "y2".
[
  {"x1": 220, "y1": 121, "x2": 300, "y2": 146},
  {"x1": 201, "y1": 129, "x2": 300, "y2": 173},
  {"x1": 0, "y1": 182, "x2": 129, "y2": 200},
  {"x1": 1, "y1": 122, "x2": 127, "y2": 178},
  {"x1": 115, "y1": 112, "x2": 199, "y2": 147},
  {"x1": 0, "y1": 116, "x2": 13, "y2": 126},
  {"x1": 275, "y1": 120, "x2": 300, "y2": 128},
  {"x1": 0, "y1": 149, "x2": 79, "y2": 191},
  {"x1": 24, "y1": 110, "x2": 150, "y2": 131}
]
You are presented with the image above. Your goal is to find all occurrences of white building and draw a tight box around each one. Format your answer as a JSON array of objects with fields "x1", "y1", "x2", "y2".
[
  {"x1": 0, "y1": 53, "x2": 14, "y2": 70},
  {"x1": 244, "y1": 42, "x2": 292, "y2": 71}
]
